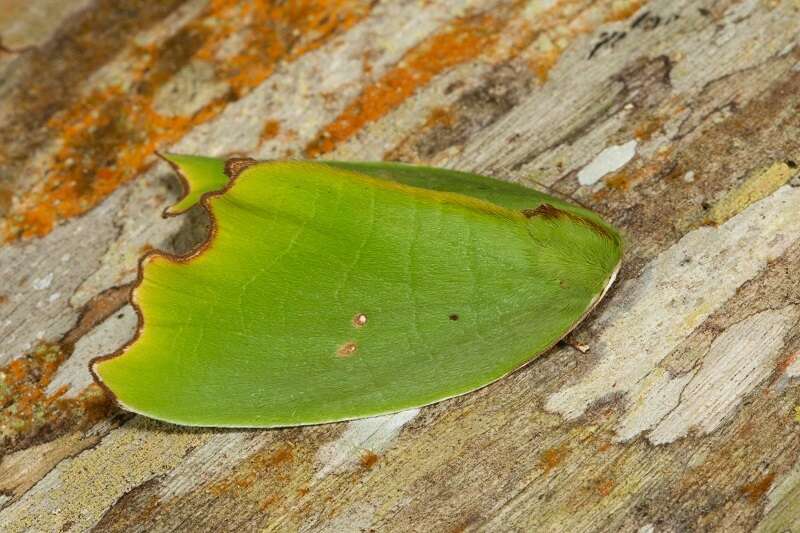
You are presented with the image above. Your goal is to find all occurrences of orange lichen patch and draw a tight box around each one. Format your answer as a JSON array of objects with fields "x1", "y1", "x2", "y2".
[
  {"x1": 0, "y1": 294, "x2": 7, "y2": 305},
  {"x1": 3, "y1": 1, "x2": 370, "y2": 241},
  {"x1": 596, "y1": 478, "x2": 615, "y2": 497},
  {"x1": 776, "y1": 351, "x2": 799, "y2": 375},
  {"x1": 260, "y1": 120, "x2": 281, "y2": 144},
  {"x1": 305, "y1": 13, "x2": 504, "y2": 158},
  {"x1": 425, "y1": 107, "x2": 457, "y2": 129},
  {"x1": 0, "y1": 343, "x2": 113, "y2": 453},
  {"x1": 605, "y1": 0, "x2": 646, "y2": 22},
  {"x1": 528, "y1": 49, "x2": 562, "y2": 83},
  {"x1": 540, "y1": 445, "x2": 570, "y2": 472},
  {"x1": 259, "y1": 494, "x2": 279, "y2": 511},
  {"x1": 207, "y1": 444, "x2": 294, "y2": 497},
  {"x1": 384, "y1": 105, "x2": 461, "y2": 161},
  {"x1": 634, "y1": 114, "x2": 668, "y2": 141},
  {"x1": 360, "y1": 450, "x2": 379, "y2": 469},
  {"x1": 604, "y1": 169, "x2": 636, "y2": 191},
  {"x1": 740, "y1": 472, "x2": 775, "y2": 503},
  {"x1": 270, "y1": 445, "x2": 294, "y2": 466},
  {"x1": 605, "y1": 147, "x2": 675, "y2": 191}
]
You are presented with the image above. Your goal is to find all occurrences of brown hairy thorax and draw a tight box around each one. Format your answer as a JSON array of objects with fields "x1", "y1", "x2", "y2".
[
  {"x1": 521, "y1": 203, "x2": 561, "y2": 220},
  {"x1": 521, "y1": 203, "x2": 616, "y2": 241}
]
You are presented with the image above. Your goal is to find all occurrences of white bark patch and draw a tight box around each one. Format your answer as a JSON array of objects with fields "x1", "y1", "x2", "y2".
[
  {"x1": 31, "y1": 273, "x2": 53, "y2": 290},
  {"x1": 615, "y1": 368, "x2": 693, "y2": 443},
  {"x1": 314, "y1": 409, "x2": 419, "y2": 479},
  {"x1": 156, "y1": 431, "x2": 257, "y2": 499},
  {"x1": 46, "y1": 304, "x2": 138, "y2": 398},
  {"x1": 647, "y1": 307, "x2": 797, "y2": 445},
  {"x1": 546, "y1": 186, "x2": 800, "y2": 439},
  {"x1": 0, "y1": 186, "x2": 130, "y2": 364},
  {"x1": 576, "y1": 141, "x2": 637, "y2": 186}
]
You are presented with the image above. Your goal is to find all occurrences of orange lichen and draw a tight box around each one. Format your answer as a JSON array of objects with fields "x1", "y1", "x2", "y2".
[
  {"x1": 776, "y1": 350, "x2": 799, "y2": 375},
  {"x1": 269, "y1": 445, "x2": 294, "y2": 466},
  {"x1": 740, "y1": 472, "x2": 775, "y2": 503},
  {"x1": 0, "y1": 343, "x2": 113, "y2": 452},
  {"x1": 634, "y1": 115, "x2": 667, "y2": 141},
  {"x1": 605, "y1": 147, "x2": 675, "y2": 191},
  {"x1": 260, "y1": 120, "x2": 281, "y2": 143},
  {"x1": 305, "y1": 14, "x2": 503, "y2": 157},
  {"x1": 425, "y1": 107, "x2": 457, "y2": 128},
  {"x1": 4, "y1": 1, "x2": 370, "y2": 241},
  {"x1": 540, "y1": 445, "x2": 570, "y2": 472},
  {"x1": 259, "y1": 494, "x2": 279, "y2": 511},
  {"x1": 605, "y1": 0, "x2": 646, "y2": 22},
  {"x1": 4, "y1": 0, "x2": 653, "y2": 240},
  {"x1": 596, "y1": 478, "x2": 615, "y2": 497},
  {"x1": 207, "y1": 444, "x2": 294, "y2": 497},
  {"x1": 528, "y1": 49, "x2": 562, "y2": 83},
  {"x1": 360, "y1": 450, "x2": 379, "y2": 469},
  {"x1": 383, "y1": 105, "x2": 461, "y2": 161},
  {"x1": 605, "y1": 169, "x2": 636, "y2": 191}
]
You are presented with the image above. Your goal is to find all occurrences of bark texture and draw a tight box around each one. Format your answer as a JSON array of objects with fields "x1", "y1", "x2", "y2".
[{"x1": 1, "y1": 1, "x2": 799, "y2": 531}]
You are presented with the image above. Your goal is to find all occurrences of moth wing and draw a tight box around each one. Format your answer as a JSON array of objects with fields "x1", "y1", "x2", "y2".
[{"x1": 92, "y1": 160, "x2": 621, "y2": 427}]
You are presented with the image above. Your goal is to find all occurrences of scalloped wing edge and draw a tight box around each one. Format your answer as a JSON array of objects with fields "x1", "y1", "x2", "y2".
[{"x1": 90, "y1": 156, "x2": 623, "y2": 427}]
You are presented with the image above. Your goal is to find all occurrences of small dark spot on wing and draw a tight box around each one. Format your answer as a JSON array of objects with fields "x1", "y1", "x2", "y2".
[{"x1": 449, "y1": 314, "x2": 459, "y2": 321}]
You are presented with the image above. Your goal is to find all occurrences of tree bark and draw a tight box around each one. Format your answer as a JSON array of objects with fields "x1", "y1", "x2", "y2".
[{"x1": 1, "y1": 0, "x2": 799, "y2": 531}]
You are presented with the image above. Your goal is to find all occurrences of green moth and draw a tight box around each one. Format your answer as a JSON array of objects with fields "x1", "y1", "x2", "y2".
[{"x1": 91, "y1": 155, "x2": 622, "y2": 427}]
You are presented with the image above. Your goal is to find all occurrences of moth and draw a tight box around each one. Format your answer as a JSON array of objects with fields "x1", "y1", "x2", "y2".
[{"x1": 91, "y1": 155, "x2": 622, "y2": 427}]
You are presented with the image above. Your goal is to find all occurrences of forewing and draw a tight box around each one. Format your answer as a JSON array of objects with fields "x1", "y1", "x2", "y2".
[{"x1": 93, "y1": 160, "x2": 621, "y2": 427}]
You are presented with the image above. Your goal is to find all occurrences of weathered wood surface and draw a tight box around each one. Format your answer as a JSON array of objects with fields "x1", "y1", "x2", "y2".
[{"x1": 1, "y1": 0, "x2": 800, "y2": 531}]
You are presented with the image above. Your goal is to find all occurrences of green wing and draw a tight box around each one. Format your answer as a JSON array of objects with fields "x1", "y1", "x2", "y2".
[
  {"x1": 92, "y1": 156, "x2": 622, "y2": 427},
  {"x1": 159, "y1": 153, "x2": 228, "y2": 215}
]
